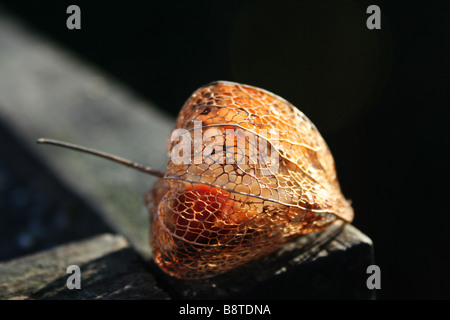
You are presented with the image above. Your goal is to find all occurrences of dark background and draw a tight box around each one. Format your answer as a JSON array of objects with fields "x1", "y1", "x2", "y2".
[{"x1": 0, "y1": 0, "x2": 448, "y2": 299}]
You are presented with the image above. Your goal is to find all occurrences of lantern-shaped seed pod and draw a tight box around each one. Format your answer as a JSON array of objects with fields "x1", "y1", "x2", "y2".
[{"x1": 147, "y1": 81, "x2": 353, "y2": 279}]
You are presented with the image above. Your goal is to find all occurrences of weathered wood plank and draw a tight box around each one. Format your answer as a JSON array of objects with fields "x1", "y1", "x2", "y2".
[
  {"x1": 0, "y1": 7, "x2": 174, "y2": 259},
  {"x1": 0, "y1": 234, "x2": 169, "y2": 300}
]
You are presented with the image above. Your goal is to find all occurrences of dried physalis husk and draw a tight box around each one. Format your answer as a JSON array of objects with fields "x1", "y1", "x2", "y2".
[
  {"x1": 146, "y1": 81, "x2": 353, "y2": 279},
  {"x1": 37, "y1": 81, "x2": 353, "y2": 279}
]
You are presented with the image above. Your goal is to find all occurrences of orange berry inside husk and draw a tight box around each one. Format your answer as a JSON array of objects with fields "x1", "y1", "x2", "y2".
[{"x1": 170, "y1": 183, "x2": 244, "y2": 244}]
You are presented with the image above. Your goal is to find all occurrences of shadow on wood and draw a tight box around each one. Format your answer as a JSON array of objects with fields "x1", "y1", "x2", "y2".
[{"x1": 150, "y1": 221, "x2": 375, "y2": 299}]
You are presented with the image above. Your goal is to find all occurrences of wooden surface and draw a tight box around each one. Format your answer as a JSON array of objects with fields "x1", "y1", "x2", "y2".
[
  {"x1": 0, "y1": 224, "x2": 374, "y2": 300},
  {"x1": 0, "y1": 234, "x2": 169, "y2": 300},
  {"x1": 0, "y1": 6, "x2": 173, "y2": 259}
]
